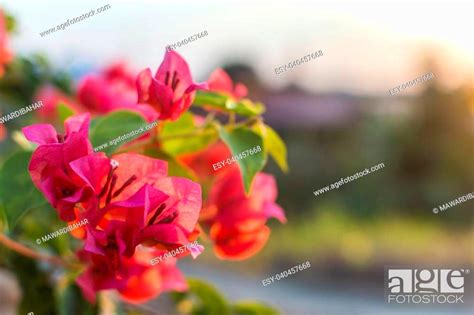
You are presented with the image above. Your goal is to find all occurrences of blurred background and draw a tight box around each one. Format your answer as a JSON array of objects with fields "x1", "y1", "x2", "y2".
[{"x1": 0, "y1": 0, "x2": 473, "y2": 314}]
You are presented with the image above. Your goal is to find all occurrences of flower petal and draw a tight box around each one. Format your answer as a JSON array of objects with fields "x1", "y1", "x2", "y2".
[
  {"x1": 139, "y1": 223, "x2": 189, "y2": 246},
  {"x1": 69, "y1": 153, "x2": 111, "y2": 194},
  {"x1": 211, "y1": 223, "x2": 270, "y2": 260},
  {"x1": 64, "y1": 113, "x2": 90, "y2": 138},
  {"x1": 263, "y1": 201, "x2": 287, "y2": 223},
  {"x1": 22, "y1": 124, "x2": 58, "y2": 144},
  {"x1": 209, "y1": 68, "x2": 234, "y2": 94},
  {"x1": 155, "y1": 51, "x2": 194, "y2": 90},
  {"x1": 155, "y1": 177, "x2": 202, "y2": 233},
  {"x1": 112, "y1": 153, "x2": 168, "y2": 200},
  {"x1": 136, "y1": 68, "x2": 153, "y2": 104}
]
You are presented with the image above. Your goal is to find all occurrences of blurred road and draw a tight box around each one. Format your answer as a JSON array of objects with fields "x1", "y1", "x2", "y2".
[{"x1": 180, "y1": 263, "x2": 474, "y2": 315}]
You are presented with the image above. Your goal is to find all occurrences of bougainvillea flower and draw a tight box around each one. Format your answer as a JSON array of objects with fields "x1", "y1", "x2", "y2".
[
  {"x1": 203, "y1": 168, "x2": 286, "y2": 260},
  {"x1": 75, "y1": 249, "x2": 143, "y2": 303},
  {"x1": 78, "y1": 67, "x2": 158, "y2": 122},
  {"x1": 76, "y1": 247, "x2": 187, "y2": 304},
  {"x1": 36, "y1": 149, "x2": 199, "y2": 304},
  {"x1": 136, "y1": 50, "x2": 208, "y2": 120},
  {"x1": 208, "y1": 68, "x2": 248, "y2": 100},
  {"x1": 135, "y1": 176, "x2": 202, "y2": 253},
  {"x1": 22, "y1": 114, "x2": 97, "y2": 221},
  {"x1": 84, "y1": 184, "x2": 169, "y2": 256},
  {"x1": 111, "y1": 154, "x2": 202, "y2": 233},
  {"x1": 104, "y1": 62, "x2": 136, "y2": 89},
  {"x1": 64, "y1": 153, "x2": 198, "y2": 303},
  {"x1": 88, "y1": 153, "x2": 203, "y2": 254},
  {"x1": 0, "y1": 10, "x2": 13, "y2": 77},
  {"x1": 84, "y1": 219, "x2": 141, "y2": 270},
  {"x1": 78, "y1": 76, "x2": 132, "y2": 113},
  {"x1": 65, "y1": 152, "x2": 202, "y2": 260},
  {"x1": 34, "y1": 85, "x2": 81, "y2": 121}
]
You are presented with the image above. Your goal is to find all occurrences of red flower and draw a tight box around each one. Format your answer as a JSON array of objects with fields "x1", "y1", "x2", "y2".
[
  {"x1": 76, "y1": 179, "x2": 196, "y2": 303},
  {"x1": 73, "y1": 154, "x2": 202, "y2": 302},
  {"x1": 76, "y1": 246, "x2": 187, "y2": 304},
  {"x1": 203, "y1": 168, "x2": 286, "y2": 260},
  {"x1": 63, "y1": 151, "x2": 201, "y2": 298},
  {"x1": 22, "y1": 113, "x2": 204, "y2": 303},
  {"x1": 136, "y1": 51, "x2": 207, "y2": 121},
  {"x1": 83, "y1": 183, "x2": 168, "y2": 257},
  {"x1": 0, "y1": 10, "x2": 13, "y2": 77},
  {"x1": 208, "y1": 68, "x2": 248, "y2": 100},
  {"x1": 78, "y1": 63, "x2": 158, "y2": 122},
  {"x1": 88, "y1": 153, "x2": 203, "y2": 253},
  {"x1": 57, "y1": 150, "x2": 202, "y2": 253},
  {"x1": 103, "y1": 62, "x2": 136, "y2": 89},
  {"x1": 22, "y1": 114, "x2": 97, "y2": 221},
  {"x1": 35, "y1": 63, "x2": 158, "y2": 122}
]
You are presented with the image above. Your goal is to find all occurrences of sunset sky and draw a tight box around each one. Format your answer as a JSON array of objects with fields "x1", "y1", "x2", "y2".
[{"x1": 2, "y1": 0, "x2": 472, "y2": 95}]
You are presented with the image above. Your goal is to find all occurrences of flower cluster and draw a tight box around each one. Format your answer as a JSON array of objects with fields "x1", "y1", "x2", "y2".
[
  {"x1": 23, "y1": 113, "x2": 203, "y2": 303},
  {"x1": 20, "y1": 50, "x2": 287, "y2": 304},
  {"x1": 35, "y1": 52, "x2": 209, "y2": 125},
  {"x1": 181, "y1": 145, "x2": 286, "y2": 261},
  {"x1": 177, "y1": 68, "x2": 286, "y2": 261}
]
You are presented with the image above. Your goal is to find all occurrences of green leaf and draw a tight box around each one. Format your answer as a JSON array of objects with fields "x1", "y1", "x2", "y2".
[
  {"x1": 172, "y1": 278, "x2": 230, "y2": 315},
  {"x1": 253, "y1": 123, "x2": 288, "y2": 173},
  {"x1": 231, "y1": 301, "x2": 280, "y2": 315},
  {"x1": 57, "y1": 102, "x2": 75, "y2": 123},
  {"x1": 0, "y1": 151, "x2": 47, "y2": 231},
  {"x1": 193, "y1": 91, "x2": 265, "y2": 117},
  {"x1": 89, "y1": 110, "x2": 148, "y2": 155},
  {"x1": 161, "y1": 112, "x2": 217, "y2": 156},
  {"x1": 218, "y1": 126, "x2": 266, "y2": 193}
]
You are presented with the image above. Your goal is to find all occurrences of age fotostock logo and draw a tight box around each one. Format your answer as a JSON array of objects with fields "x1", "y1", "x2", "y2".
[{"x1": 386, "y1": 268, "x2": 470, "y2": 304}]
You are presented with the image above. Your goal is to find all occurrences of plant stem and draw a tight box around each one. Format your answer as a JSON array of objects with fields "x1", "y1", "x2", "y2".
[
  {"x1": 228, "y1": 112, "x2": 236, "y2": 125},
  {"x1": 0, "y1": 233, "x2": 71, "y2": 268},
  {"x1": 203, "y1": 111, "x2": 216, "y2": 126},
  {"x1": 158, "y1": 117, "x2": 259, "y2": 142},
  {"x1": 115, "y1": 137, "x2": 154, "y2": 154},
  {"x1": 157, "y1": 128, "x2": 217, "y2": 141}
]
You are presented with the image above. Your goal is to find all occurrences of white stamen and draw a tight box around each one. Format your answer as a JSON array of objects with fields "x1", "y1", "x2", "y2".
[{"x1": 110, "y1": 159, "x2": 119, "y2": 169}]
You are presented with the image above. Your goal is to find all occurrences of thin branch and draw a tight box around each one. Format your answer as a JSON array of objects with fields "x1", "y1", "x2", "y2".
[
  {"x1": 0, "y1": 233, "x2": 71, "y2": 268},
  {"x1": 157, "y1": 128, "x2": 216, "y2": 142},
  {"x1": 115, "y1": 137, "x2": 154, "y2": 154},
  {"x1": 228, "y1": 112, "x2": 236, "y2": 125},
  {"x1": 203, "y1": 111, "x2": 216, "y2": 126},
  {"x1": 157, "y1": 116, "x2": 259, "y2": 142}
]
